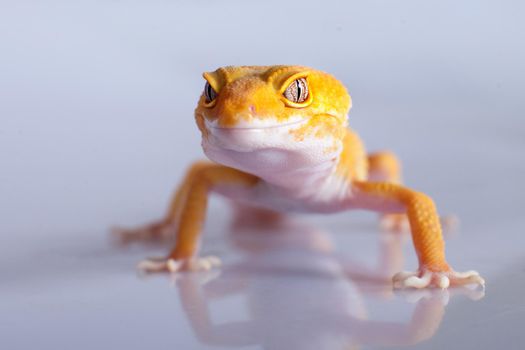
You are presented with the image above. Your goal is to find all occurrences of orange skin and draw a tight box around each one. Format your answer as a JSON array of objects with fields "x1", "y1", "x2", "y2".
[{"x1": 116, "y1": 65, "x2": 484, "y2": 289}]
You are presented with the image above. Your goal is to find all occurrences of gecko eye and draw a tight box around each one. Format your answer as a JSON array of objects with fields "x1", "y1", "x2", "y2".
[
  {"x1": 283, "y1": 78, "x2": 309, "y2": 104},
  {"x1": 204, "y1": 82, "x2": 217, "y2": 103}
]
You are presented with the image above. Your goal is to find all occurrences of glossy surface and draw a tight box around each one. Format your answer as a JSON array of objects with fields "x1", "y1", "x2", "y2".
[{"x1": 1, "y1": 1, "x2": 524, "y2": 349}]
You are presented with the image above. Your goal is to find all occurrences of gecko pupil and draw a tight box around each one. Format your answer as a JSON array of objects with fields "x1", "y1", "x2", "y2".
[
  {"x1": 205, "y1": 82, "x2": 217, "y2": 103},
  {"x1": 284, "y1": 78, "x2": 308, "y2": 103}
]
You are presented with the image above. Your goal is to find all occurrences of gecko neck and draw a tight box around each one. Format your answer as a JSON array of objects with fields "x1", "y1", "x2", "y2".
[
  {"x1": 201, "y1": 122, "x2": 364, "y2": 196},
  {"x1": 203, "y1": 135, "x2": 345, "y2": 196}
]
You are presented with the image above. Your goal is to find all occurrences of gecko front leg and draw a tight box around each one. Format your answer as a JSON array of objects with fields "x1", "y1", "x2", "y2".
[
  {"x1": 137, "y1": 163, "x2": 259, "y2": 273},
  {"x1": 367, "y1": 151, "x2": 456, "y2": 233},
  {"x1": 353, "y1": 181, "x2": 484, "y2": 289}
]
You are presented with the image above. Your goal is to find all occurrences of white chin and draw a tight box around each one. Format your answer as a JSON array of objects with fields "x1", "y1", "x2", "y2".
[
  {"x1": 202, "y1": 119, "x2": 341, "y2": 183},
  {"x1": 204, "y1": 116, "x2": 308, "y2": 152}
]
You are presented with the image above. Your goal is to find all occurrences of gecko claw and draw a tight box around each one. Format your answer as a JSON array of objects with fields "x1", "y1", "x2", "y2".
[
  {"x1": 137, "y1": 256, "x2": 222, "y2": 274},
  {"x1": 393, "y1": 268, "x2": 484, "y2": 289}
]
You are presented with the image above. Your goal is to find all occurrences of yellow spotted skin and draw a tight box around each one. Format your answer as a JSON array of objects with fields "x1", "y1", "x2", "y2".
[
  {"x1": 118, "y1": 65, "x2": 483, "y2": 289},
  {"x1": 353, "y1": 181, "x2": 449, "y2": 272},
  {"x1": 168, "y1": 163, "x2": 258, "y2": 259}
]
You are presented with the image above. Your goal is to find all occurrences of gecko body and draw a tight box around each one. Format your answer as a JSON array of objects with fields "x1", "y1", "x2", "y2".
[{"x1": 118, "y1": 65, "x2": 484, "y2": 289}]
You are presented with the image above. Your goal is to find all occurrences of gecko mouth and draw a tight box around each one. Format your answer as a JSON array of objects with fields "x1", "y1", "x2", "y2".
[
  {"x1": 201, "y1": 116, "x2": 309, "y2": 153},
  {"x1": 203, "y1": 116, "x2": 309, "y2": 131}
]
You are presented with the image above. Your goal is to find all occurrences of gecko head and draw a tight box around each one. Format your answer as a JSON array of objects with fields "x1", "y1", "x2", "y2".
[{"x1": 194, "y1": 65, "x2": 352, "y2": 174}]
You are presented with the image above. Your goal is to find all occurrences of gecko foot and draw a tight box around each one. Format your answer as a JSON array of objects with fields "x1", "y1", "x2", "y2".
[
  {"x1": 393, "y1": 268, "x2": 484, "y2": 289},
  {"x1": 137, "y1": 255, "x2": 222, "y2": 274}
]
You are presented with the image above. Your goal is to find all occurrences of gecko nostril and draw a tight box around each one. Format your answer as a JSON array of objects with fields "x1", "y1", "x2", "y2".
[{"x1": 249, "y1": 105, "x2": 256, "y2": 114}]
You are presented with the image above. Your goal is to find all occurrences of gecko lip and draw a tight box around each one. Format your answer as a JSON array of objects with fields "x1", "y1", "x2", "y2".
[
  {"x1": 204, "y1": 117, "x2": 308, "y2": 131},
  {"x1": 202, "y1": 116, "x2": 309, "y2": 153}
]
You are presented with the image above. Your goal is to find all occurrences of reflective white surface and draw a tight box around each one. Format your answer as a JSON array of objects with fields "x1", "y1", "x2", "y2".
[{"x1": 1, "y1": 1, "x2": 525, "y2": 349}]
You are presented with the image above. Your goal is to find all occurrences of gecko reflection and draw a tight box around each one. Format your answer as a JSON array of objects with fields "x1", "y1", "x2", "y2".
[{"x1": 171, "y1": 208, "x2": 484, "y2": 349}]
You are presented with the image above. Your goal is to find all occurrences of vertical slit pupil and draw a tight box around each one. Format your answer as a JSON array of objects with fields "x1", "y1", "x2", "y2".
[
  {"x1": 283, "y1": 78, "x2": 308, "y2": 103},
  {"x1": 206, "y1": 83, "x2": 215, "y2": 102}
]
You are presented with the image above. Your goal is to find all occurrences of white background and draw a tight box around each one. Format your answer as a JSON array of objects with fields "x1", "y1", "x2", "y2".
[{"x1": 1, "y1": 1, "x2": 524, "y2": 349}]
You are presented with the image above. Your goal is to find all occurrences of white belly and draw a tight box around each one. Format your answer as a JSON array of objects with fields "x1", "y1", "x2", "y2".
[{"x1": 214, "y1": 172, "x2": 353, "y2": 214}]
